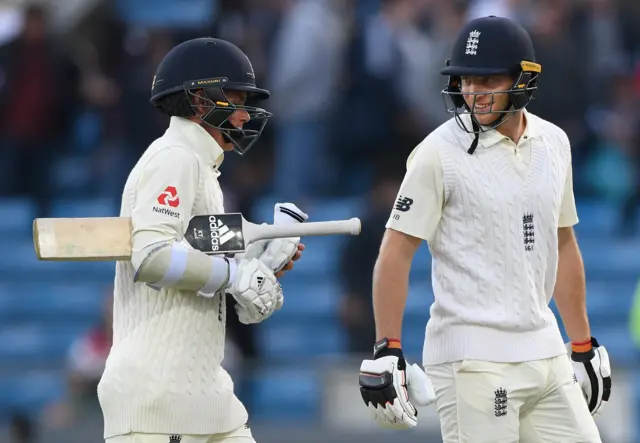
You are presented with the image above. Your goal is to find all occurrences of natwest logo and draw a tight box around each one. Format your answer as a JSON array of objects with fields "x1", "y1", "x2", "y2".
[{"x1": 157, "y1": 186, "x2": 179, "y2": 207}]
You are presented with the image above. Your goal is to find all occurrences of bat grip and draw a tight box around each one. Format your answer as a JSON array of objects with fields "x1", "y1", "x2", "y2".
[{"x1": 248, "y1": 218, "x2": 361, "y2": 242}]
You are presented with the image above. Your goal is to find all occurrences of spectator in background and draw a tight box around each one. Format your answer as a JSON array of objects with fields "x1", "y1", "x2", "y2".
[
  {"x1": 338, "y1": 169, "x2": 403, "y2": 354},
  {"x1": 9, "y1": 412, "x2": 35, "y2": 443},
  {"x1": 334, "y1": 0, "x2": 438, "y2": 195},
  {"x1": 585, "y1": 71, "x2": 640, "y2": 233},
  {"x1": 0, "y1": 3, "x2": 79, "y2": 217},
  {"x1": 268, "y1": 0, "x2": 350, "y2": 199},
  {"x1": 526, "y1": 0, "x2": 591, "y2": 170}
]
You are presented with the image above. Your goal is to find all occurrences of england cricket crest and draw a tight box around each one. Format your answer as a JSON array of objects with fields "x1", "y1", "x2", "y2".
[{"x1": 184, "y1": 213, "x2": 245, "y2": 254}]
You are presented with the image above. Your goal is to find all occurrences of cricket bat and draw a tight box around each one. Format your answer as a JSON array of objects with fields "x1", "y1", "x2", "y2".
[{"x1": 33, "y1": 213, "x2": 361, "y2": 261}]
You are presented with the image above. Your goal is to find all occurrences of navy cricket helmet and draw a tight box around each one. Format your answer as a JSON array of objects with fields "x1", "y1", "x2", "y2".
[
  {"x1": 440, "y1": 16, "x2": 541, "y2": 153},
  {"x1": 150, "y1": 37, "x2": 272, "y2": 155}
]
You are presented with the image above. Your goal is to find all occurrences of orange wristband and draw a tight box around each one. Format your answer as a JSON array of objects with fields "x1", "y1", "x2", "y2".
[
  {"x1": 571, "y1": 338, "x2": 592, "y2": 353},
  {"x1": 387, "y1": 338, "x2": 402, "y2": 349}
]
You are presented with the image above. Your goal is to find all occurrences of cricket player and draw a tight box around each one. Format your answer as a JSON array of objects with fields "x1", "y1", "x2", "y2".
[
  {"x1": 97, "y1": 37, "x2": 307, "y2": 443},
  {"x1": 358, "y1": 16, "x2": 612, "y2": 442}
]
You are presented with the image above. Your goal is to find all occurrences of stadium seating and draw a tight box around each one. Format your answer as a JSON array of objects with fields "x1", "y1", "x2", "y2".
[{"x1": 0, "y1": 195, "x2": 638, "y2": 424}]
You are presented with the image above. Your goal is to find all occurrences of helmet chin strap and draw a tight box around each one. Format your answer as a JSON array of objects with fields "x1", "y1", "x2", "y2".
[{"x1": 467, "y1": 102, "x2": 515, "y2": 155}]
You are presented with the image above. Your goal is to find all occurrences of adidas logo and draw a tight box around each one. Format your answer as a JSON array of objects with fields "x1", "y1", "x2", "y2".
[
  {"x1": 256, "y1": 275, "x2": 265, "y2": 291},
  {"x1": 208, "y1": 215, "x2": 236, "y2": 251}
]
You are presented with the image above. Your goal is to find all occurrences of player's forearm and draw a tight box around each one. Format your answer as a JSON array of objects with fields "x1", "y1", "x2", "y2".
[
  {"x1": 372, "y1": 243, "x2": 413, "y2": 341},
  {"x1": 553, "y1": 227, "x2": 590, "y2": 342},
  {"x1": 133, "y1": 240, "x2": 232, "y2": 294}
]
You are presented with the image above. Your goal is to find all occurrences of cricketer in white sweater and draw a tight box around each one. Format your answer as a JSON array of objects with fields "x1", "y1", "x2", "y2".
[
  {"x1": 360, "y1": 16, "x2": 608, "y2": 443},
  {"x1": 368, "y1": 110, "x2": 602, "y2": 441},
  {"x1": 97, "y1": 117, "x2": 304, "y2": 442}
]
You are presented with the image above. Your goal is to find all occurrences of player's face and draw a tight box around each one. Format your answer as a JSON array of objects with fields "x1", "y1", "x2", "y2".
[
  {"x1": 219, "y1": 90, "x2": 250, "y2": 151},
  {"x1": 460, "y1": 75, "x2": 514, "y2": 126}
]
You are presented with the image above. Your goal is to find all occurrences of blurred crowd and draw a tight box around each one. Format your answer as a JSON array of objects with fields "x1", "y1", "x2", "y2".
[
  {"x1": 1, "y1": 0, "x2": 640, "y2": 440},
  {"x1": 0, "y1": 0, "x2": 638, "y2": 226}
]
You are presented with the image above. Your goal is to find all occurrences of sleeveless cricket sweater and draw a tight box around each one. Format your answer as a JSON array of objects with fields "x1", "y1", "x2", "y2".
[
  {"x1": 423, "y1": 115, "x2": 571, "y2": 366},
  {"x1": 98, "y1": 117, "x2": 248, "y2": 438}
]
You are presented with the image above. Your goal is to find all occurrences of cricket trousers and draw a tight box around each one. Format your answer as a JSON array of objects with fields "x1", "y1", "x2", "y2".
[
  {"x1": 425, "y1": 354, "x2": 602, "y2": 443},
  {"x1": 106, "y1": 424, "x2": 255, "y2": 443}
]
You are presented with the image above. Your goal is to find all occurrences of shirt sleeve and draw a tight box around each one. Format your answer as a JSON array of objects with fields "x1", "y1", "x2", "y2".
[
  {"x1": 385, "y1": 142, "x2": 445, "y2": 243},
  {"x1": 131, "y1": 146, "x2": 200, "y2": 254},
  {"x1": 558, "y1": 161, "x2": 579, "y2": 228}
]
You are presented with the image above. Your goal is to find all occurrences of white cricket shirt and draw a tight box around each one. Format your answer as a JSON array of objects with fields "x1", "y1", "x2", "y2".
[
  {"x1": 97, "y1": 117, "x2": 248, "y2": 437},
  {"x1": 387, "y1": 110, "x2": 578, "y2": 365}
]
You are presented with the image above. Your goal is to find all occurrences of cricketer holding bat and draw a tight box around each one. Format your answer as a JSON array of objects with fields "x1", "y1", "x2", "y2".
[
  {"x1": 97, "y1": 37, "x2": 306, "y2": 443},
  {"x1": 358, "y1": 16, "x2": 612, "y2": 442}
]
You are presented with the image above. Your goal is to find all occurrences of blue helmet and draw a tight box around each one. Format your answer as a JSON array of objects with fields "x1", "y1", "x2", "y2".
[
  {"x1": 441, "y1": 16, "x2": 541, "y2": 152},
  {"x1": 150, "y1": 37, "x2": 271, "y2": 155}
]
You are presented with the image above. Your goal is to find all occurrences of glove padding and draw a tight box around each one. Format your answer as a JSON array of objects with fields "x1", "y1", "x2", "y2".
[
  {"x1": 566, "y1": 337, "x2": 612, "y2": 417},
  {"x1": 239, "y1": 202, "x2": 307, "y2": 276},
  {"x1": 227, "y1": 258, "x2": 282, "y2": 325},
  {"x1": 359, "y1": 355, "x2": 436, "y2": 429}
]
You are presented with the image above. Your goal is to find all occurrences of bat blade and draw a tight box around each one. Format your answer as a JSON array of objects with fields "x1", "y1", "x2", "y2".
[{"x1": 34, "y1": 217, "x2": 133, "y2": 261}]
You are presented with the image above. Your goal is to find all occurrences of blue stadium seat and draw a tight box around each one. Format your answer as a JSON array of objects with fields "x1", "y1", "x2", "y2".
[
  {"x1": 250, "y1": 367, "x2": 320, "y2": 422},
  {"x1": 0, "y1": 282, "x2": 105, "y2": 323},
  {"x1": 50, "y1": 198, "x2": 117, "y2": 218},
  {"x1": 0, "y1": 371, "x2": 63, "y2": 416},
  {"x1": 277, "y1": 278, "x2": 340, "y2": 318},
  {"x1": 585, "y1": 280, "x2": 636, "y2": 325},
  {"x1": 573, "y1": 200, "x2": 620, "y2": 236},
  {"x1": 580, "y1": 237, "x2": 640, "y2": 277},
  {"x1": 0, "y1": 324, "x2": 85, "y2": 364},
  {"x1": 0, "y1": 198, "x2": 34, "y2": 233},
  {"x1": 0, "y1": 236, "x2": 115, "y2": 282},
  {"x1": 256, "y1": 320, "x2": 346, "y2": 359},
  {"x1": 290, "y1": 235, "x2": 348, "y2": 275}
]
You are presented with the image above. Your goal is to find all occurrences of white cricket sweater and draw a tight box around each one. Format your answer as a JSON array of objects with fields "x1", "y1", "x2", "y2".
[
  {"x1": 97, "y1": 117, "x2": 248, "y2": 438},
  {"x1": 388, "y1": 112, "x2": 575, "y2": 365}
]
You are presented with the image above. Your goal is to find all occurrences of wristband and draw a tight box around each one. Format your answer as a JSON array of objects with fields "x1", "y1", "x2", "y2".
[{"x1": 571, "y1": 338, "x2": 593, "y2": 354}]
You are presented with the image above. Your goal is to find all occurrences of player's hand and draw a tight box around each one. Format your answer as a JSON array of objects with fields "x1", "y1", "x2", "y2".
[
  {"x1": 240, "y1": 202, "x2": 308, "y2": 278},
  {"x1": 227, "y1": 258, "x2": 282, "y2": 324},
  {"x1": 359, "y1": 339, "x2": 436, "y2": 429},
  {"x1": 566, "y1": 337, "x2": 612, "y2": 417}
]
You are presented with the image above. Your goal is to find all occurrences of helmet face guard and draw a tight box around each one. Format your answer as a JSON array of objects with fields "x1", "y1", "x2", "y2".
[
  {"x1": 184, "y1": 78, "x2": 272, "y2": 155},
  {"x1": 441, "y1": 61, "x2": 541, "y2": 134}
]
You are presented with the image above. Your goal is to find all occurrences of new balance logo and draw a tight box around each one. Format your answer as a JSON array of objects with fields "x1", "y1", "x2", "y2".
[
  {"x1": 494, "y1": 387, "x2": 508, "y2": 417},
  {"x1": 523, "y1": 213, "x2": 535, "y2": 252},
  {"x1": 157, "y1": 186, "x2": 180, "y2": 207},
  {"x1": 208, "y1": 215, "x2": 236, "y2": 252},
  {"x1": 394, "y1": 196, "x2": 413, "y2": 212}
]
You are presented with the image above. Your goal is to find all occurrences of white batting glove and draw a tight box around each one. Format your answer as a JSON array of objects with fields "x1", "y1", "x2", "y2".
[
  {"x1": 226, "y1": 258, "x2": 282, "y2": 325},
  {"x1": 262, "y1": 202, "x2": 307, "y2": 273},
  {"x1": 236, "y1": 203, "x2": 307, "y2": 312},
  {"x1": 359, "y1": 340, "x2": 436, "y2": 429},
  {"x1": 566, "y1": 337, "x2": 612, "y2": 417},
  {"x1": 237, "y1": 203, "x2": 307, "y2": 274}
]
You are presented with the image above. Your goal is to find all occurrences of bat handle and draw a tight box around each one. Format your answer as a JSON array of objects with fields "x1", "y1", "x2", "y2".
[{"x1": 247, "y1": 218, "x2": 361, "y2": 242}]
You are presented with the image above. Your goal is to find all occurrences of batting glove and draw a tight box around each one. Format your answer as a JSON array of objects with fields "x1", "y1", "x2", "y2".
[
  {"x1": 566, "y1": 337, "x2": 612, "y2": 417},
  {"x1": 239, "y1": 202, "x2": 306, "y2": 287},
  {"x1": 226, "y1": 258, "x2": 282, "y2": 325},
  {"x1": 359, "y1": 338, "x2": 436, "y2": 429}
]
